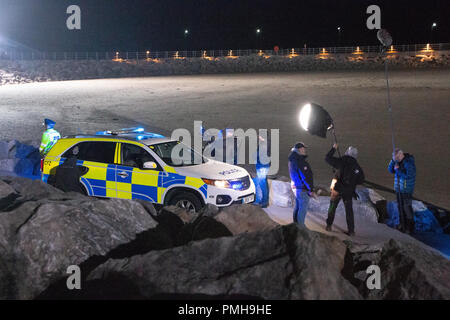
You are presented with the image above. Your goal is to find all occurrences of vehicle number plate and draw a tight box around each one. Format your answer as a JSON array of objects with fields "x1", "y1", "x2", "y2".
[{"x1": 242, "y1": 194, "x2": 255, "y2": 204}]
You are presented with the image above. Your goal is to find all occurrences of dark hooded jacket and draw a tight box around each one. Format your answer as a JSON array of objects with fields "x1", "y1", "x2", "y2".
[
  {"x1": 288, "y1": 150, "x2": 314, "y2": 192},
  {"x1": 326, "y1": 148, "x2": 365, "y2": 197}
]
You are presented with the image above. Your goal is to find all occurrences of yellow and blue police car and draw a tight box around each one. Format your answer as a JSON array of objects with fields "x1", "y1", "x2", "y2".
[{"x1": 41, "y1": 130, "x2": 255, "y2": 212}]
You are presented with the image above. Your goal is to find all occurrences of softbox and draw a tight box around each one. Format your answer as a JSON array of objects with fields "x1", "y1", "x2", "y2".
[{"x1": 299, "y1": 103, "x2": 333, "y2": 138}]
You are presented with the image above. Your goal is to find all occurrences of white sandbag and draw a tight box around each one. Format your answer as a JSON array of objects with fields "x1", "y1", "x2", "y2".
[
  {"x1": 369, "y1": 188, "x2": 385, "y2": 203},
  {"x1": 270, "y1": 179, "x2": 295, "y2": 208},
  {"x1": 412, "y1": 200, "x2": 428, "y2": 212}
]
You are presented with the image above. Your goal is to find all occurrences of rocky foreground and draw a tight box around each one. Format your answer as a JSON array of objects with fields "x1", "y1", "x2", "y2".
[{"x1": 0, "y1": 177, "x2": 449, "y2": 300}]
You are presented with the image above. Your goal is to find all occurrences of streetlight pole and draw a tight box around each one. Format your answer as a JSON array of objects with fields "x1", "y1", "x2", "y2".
[
  {"x1": 430, "y1": 22, "x2": 437, "y2": 43},
  {"x1": 184, "y1": 29, "x2": 189, "y2": 55},
  {"x1": 256, "y1": 28, "x2": 261, "y2": 50},
  {"x1": 337, "y1": 27, "x2": 341, "y2": 47}
]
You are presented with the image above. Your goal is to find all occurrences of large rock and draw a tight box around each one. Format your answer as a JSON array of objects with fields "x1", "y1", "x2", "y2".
[
  {"x1": 0, "y1": 180, "x2": 16, "y2": 199},
  {"x1": 0, "y1": 178, "x2": 158, "y2": 299},
  {"x1": 373, "y1": 239, "x2": 450, "y2": 299},
  {"x1": 214, "y1": 204, "x2": 279, "y2": 235},
  {"x1": 87, "y1": 224, "x2": 362, "y2": 299},
  {"x1": 344, "y1": 239, "x2": 450, "y2": 299}
]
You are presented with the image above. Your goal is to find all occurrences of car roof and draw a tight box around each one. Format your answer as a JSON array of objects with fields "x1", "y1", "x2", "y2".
[{"x1": 63, "y1": 134, "x2": 175, "y2": 145}]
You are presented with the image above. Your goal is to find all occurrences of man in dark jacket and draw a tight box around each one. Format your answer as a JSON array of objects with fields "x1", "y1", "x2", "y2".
[
  {"x1": 49, "y1": 146, "x2": 89, "y2": 194},
  {"x1": 388, "y1": 148, "x2": 416, "y2": 234},
  {"x1": 288, "y1": 142, "x2": 317, "y2": 226},
  {"x1": 325, "y1": 144, "x2": 365, "y2": 236}
]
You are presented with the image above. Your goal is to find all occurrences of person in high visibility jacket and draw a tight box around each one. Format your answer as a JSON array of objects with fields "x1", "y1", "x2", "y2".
[{"x1": 39, "y1": 119, "x2": 61, "y2": 157}]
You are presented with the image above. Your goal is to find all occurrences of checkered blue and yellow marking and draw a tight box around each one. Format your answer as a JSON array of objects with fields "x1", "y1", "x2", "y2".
[{"x1": 41, "y1": 138, "x2": 209, "y2": 205}]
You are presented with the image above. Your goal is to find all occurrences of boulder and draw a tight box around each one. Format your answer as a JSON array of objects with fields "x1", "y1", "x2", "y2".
[
  {"x1": 0, "y1": 178, "x2": 158, "y2": 299},
  {"x1": 175, "y1": 216, "x2": 232, "y2": 245},
  {"x1": 0, "y1": 180, "x2": 16, "y2": 199},
  {"x1": 214, "y1": 204, "x2": 279, "y2": 235},
  {"x1": 160, "y1": 205, "x2": 198, "y2": 224},
  {"x1": 365, "y1": 239, "x2": 450, "y2": 299},
  {"x1": 87, "y1": 224, "x2": 362, "y2": 299}
]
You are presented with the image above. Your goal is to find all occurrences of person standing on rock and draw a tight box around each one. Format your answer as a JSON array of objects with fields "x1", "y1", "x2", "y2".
[
  {"x1": 288, "y1": 142, "x2": 317, "y2": 227},
  {"x1": 325, "y1": 144, "x2": 365, "y2": 236},
  {"x1": 388, "y1": 148, "x2": 416, "y2": 234},
  {"x1": 39, "y1": 118, "x2": 61, "y2": 157}
]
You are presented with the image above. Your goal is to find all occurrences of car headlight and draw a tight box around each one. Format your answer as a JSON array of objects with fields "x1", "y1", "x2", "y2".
[{"x1": 202, "y1": 178, "x2": 231, "y2": 189}]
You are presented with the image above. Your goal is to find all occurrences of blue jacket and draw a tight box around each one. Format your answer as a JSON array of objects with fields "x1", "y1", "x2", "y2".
[
  {"x1": 388, "y1": 154, "x2": 416, "y2": 194},
  {"x1": 288, "y1": 150, "x2": 314, "y2": 192}
]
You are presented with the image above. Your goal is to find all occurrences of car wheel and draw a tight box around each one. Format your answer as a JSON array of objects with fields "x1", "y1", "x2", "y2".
[{"x1": 169, "y1": 192, "x2": 203, "y2": 214}]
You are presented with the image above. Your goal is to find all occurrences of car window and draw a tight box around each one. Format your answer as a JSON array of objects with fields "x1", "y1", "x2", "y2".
[
  {"x1": 63, "y1": 142, "x2": 116, "y2": 164},
  {"x1": 121, "y1": 143, "x2": 160, "y2": 170},
  {"x1": 151, "y1": 141, "x2": 207, "y2": 167}
]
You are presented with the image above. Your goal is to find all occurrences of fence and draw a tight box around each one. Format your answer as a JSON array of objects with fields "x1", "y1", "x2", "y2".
[{"x1": 0, "y1": 43, "x2": 449, "y2": 61}]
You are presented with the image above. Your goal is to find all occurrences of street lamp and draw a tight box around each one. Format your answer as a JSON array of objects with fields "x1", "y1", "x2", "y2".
[
  {"x1": 431, "y1": 22, "x2": 437, "y2": 43},
  {"x1": 337, "y1": 27, "x2": 342, "y2": 46},
  {"x1": 184, "y1": 29, "x2": 189, "y2": 53},
  {"x1": 256, "y1": 28, "x2": 262, "y2": 49}
]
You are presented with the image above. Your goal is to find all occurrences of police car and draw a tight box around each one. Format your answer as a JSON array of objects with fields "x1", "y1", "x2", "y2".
[{"x1": 41, "y1": 129, "x2": 255, "y2": 212}]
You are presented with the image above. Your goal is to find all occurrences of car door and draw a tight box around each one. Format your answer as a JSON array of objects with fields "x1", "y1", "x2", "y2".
[
  {"x1": 62, "y1": 141, "x2": 118, "y2": 197},
  {"x1": 117, "y1": 143, "x2": 162, "y2": 202}
]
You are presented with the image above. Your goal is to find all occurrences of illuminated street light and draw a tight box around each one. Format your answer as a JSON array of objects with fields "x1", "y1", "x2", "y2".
[
  {"x1": 430, "y1": 22, "x2": 437, "y2": 42},
  {"x1": 184, "y1": 29, "x2": 189, "y2": 52},
  {"x1": 337, "y1": 27, "x2": 342, "y2": 46},
  {"x1": 255, "y1": 28, "x2": 262, "y2": 49}
]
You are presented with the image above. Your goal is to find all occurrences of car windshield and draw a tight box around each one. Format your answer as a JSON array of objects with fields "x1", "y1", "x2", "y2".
[{"x1": 150, "y1": 141, "x2": 208, "y2": 167}]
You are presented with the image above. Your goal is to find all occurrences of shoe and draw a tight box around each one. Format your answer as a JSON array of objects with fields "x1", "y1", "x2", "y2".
[
  {"x1": 346, "y1": 231, "x2": 355, "y2": 237},
  {"x1": 325, "y1": 225, "x2": 332, "y2": 232}
]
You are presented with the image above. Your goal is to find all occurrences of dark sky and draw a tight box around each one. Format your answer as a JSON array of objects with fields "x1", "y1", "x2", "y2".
[{"x1": 0, "y1": 0, "x2": 448, "y2": 52}]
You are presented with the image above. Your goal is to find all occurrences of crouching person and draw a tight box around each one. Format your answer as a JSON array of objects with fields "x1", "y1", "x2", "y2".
[
  {"x1": 388, "y1": 148, "x2": 416, "y2": 234},
  {"x1": 325, "y1": 144, "x2": 365, "y2": 236},
  {"x1": 288, "y1": 142, "x2": 317, "y2": 227}
]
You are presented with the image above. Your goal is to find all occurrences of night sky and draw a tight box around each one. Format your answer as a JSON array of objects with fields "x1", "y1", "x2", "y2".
[{"x1": 0, "y1": 0, "x2": 448, "y2": 52}]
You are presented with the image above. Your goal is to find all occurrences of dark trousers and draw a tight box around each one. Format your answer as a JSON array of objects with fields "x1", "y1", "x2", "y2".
[
  {"x1": 396, "y1": 192, "x2": 415, "y2": 232},
  {"x1": 326, "y1": 195, "x2": 355, "y2": 233}
]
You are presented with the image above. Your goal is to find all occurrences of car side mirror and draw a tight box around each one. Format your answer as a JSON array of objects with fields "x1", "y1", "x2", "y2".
[{"x1": 143, "y1": 161, "x2": 157, "y2": 169}]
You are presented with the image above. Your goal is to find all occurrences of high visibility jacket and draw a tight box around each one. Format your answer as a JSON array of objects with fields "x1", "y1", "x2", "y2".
[{"x1": 40, "y1": 128, "x2": 61, "y2": 156}]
